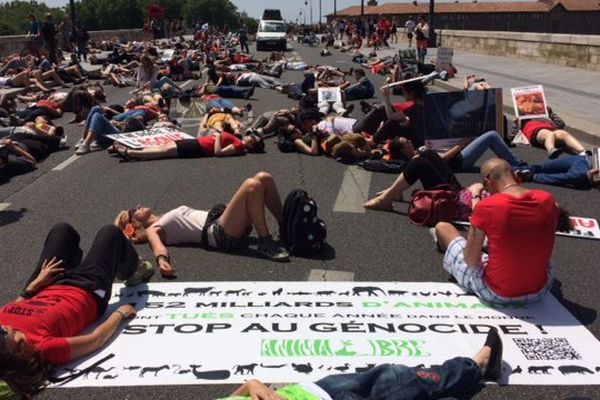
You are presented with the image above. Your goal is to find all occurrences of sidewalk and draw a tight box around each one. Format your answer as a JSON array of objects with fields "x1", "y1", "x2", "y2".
[{"x1": 361, "y1": 43, "x2": 600, "y2": 146}]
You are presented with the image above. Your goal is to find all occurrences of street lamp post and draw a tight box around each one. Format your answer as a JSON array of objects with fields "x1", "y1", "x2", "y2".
[
  {"x1": 334, "y1": 0, "x2": 337, "y2": 16},
  {"x1": 361, "y1": 0, "x2": 364, "y2": 16},
  {"x1": 429, "y1": 0, "x2": 437, "y2": 47}
]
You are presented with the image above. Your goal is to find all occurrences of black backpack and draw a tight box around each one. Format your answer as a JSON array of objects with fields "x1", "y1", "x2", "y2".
[{"x1": 280, "y1": 189, "x2": 327, "y2": 256}]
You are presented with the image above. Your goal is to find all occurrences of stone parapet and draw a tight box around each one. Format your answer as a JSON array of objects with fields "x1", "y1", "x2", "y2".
[
  {"x1": 0, "y1": 29, "x2": 150, "y2": 58},
  {"x1": 437, "y1": 29, "x2": 600, "y2": 71}
]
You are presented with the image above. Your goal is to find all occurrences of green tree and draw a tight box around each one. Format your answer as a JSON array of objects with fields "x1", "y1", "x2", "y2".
[
  {"x1": 181, "y1": 0, "x2": 238, "y2": 27},
  {"x1": 0, "y1": 0, "x2": 64, "y2": 35},
  {"x1": 75, "y1": 0, "x2": 144, "y2": 30}
]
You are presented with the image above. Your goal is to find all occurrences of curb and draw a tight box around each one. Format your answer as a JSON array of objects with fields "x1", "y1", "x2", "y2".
[{"x1": 433, "y1": 80, "x2": 600, "y2": 147}]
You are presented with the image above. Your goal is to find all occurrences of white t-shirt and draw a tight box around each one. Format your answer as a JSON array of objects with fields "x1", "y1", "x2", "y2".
[
  {"x1": 153, "y1": 206, "x2": 208, "y2": 245},
  {"x1": 405, "y1": 20, "x2": 416, "y2": 33},
  {"x1": 317, "y1": 117, "x2": 357, "y2": 136}
]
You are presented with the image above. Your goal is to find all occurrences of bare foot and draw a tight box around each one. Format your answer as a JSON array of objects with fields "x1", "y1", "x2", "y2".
[
  {"x1": 587, "y1": 168, "x2": 599, "y2": 186},
  {"x1": 363, "y1": 196, "x2": 394, "y2": 211}
]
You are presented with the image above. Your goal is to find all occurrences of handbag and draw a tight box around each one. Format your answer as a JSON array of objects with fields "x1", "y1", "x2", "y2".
[{"x1": 408, "y1": 184, "x2": 458, "y2": 226}]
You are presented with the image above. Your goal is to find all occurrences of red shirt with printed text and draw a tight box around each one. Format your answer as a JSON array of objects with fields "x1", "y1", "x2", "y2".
[{"x1": 0, "y1": 285, "x2": 97, "y2": 365}]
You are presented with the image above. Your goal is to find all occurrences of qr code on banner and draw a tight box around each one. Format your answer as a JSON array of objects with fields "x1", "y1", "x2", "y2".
[{"x1": 513, "y1": 338, "x2": 581, "y2": 360}]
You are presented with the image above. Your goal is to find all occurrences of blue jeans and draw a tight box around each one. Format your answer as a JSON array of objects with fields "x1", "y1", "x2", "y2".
[
  {"x1": 316, "y1": 358, "x2": 482, "y2": 400},
  {"x1": 529, "y1": 155, "x2": 590, "y2": 188},
  {"x1": 77, "y1": 42, "x2": 88, "y2": 61},
  {"x1": 86, "y1": 106, "x2": 120, "y2": 146},
  {"x1": 153, "y1": 75, "x2": 179, "y2": 90},
  {"x1": 207, "y1": 98, "x2": 235, "y2": 110},
  {"x1": 112, "y1": 110, "x2": 146, "y2": 122},
  {"x1": 215, "y1": 85, "x2": 252, "y2": 99},
  {"x1": 460, "y1": 130, "x2": 523, "y2": 171}
]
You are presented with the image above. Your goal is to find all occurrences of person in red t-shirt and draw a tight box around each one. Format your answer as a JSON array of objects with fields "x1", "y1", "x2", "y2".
[
  {"x1": 432, "y1": 158, "x2": 559, "y2": 305},
  {"x1": 114, "y1": 130, "x2": 263, "y2": 161},
  {"x1": 513, "y1": 106, "x2": 588, "y2": 159},
  {"x1": 0, "y1": 223, "x2": 147, "y2": 397}
]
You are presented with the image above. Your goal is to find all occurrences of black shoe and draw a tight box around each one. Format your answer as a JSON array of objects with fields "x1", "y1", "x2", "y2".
[
  {"x1": 515, "y1": 169, "x2": 534, "y2": 182},
  {"x1": 360, "y1": 100, "x2": 372, "y2": 114},
  {"x1": 548, "y1": 147, "x2": 563, "y2": 159},
  {"x1": 342, "y1": 104, "x2": 355, "y2": 117},
  {"x1": 483, "y1": 327, "x2": 503, "y2": 381}
]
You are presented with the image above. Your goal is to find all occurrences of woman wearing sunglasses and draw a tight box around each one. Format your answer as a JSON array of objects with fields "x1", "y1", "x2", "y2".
[
  {"x1": 114, "y1": 171, "x2": 290, "y2": 279},
  {"x1": 0, "y1": 223, "x2": 150, "y2": 398}
]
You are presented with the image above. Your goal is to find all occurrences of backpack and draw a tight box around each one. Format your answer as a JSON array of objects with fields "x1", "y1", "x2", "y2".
[
  {"x1": 408, "y1": 184, "x2": 458, "y2": 227},
  {"x1": 280, "y1": 189, "x2": 327, "y2": 256}
]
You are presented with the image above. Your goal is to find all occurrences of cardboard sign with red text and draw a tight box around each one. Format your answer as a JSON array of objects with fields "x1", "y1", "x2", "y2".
[{"x1": 107, "y1": 127, "x2": 195, "y2": 149}]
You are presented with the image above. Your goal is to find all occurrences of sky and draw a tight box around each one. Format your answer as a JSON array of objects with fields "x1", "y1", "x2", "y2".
[{"x1": 20, "y1": 0, "x2": 536, "y2": 24}]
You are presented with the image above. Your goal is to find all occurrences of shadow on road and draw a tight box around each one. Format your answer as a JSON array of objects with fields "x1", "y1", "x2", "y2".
[
  {"x1": 551, "y1": 279, "x2": 597, "y2": 326},
  {"x1": 0, "y1": 207, "x2": 27, "y2": 227}
]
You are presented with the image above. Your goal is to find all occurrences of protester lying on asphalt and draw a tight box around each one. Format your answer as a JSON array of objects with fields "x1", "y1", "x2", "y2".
[
  {"x1": 218, "y1": 328, "x2": 504, "y2": 400},
  {"x1": 114, "y1": 172, "x2": 290, "y2": 278},
  {"x1": 0, "y1": 223, "x2": 149, "y2": 398}
]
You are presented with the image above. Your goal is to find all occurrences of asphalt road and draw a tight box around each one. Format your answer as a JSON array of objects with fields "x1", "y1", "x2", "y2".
[{"x1": 0, "y1": 41, "x2": 599, "y2": 400}]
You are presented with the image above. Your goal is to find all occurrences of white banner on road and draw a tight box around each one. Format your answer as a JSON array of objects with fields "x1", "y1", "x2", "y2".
[
  {"x1": 106, "y1": 127, "x2": 195, "y2": 149},
  {"x1": 52, "y1": 282, "x2": 600, "y2": 388}
]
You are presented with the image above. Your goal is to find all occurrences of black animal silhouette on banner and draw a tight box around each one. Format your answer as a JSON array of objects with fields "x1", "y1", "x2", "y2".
[
  {"x1": 352, "y1": 286, "x2": 386, "y2": 296},
  {"x1": 233, "y1": 363, "x2": 258, "y2": 375}
]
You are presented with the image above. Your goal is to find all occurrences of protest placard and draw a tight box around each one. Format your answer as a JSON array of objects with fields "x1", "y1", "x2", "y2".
[
  {"x1": 106, "y1": 127, "x2": 195, "y2": 149},
  {"x1": 436, "y1": 47, "x2": 454, "y2": 72},
  {"x1": 52, "y1": 282, "x2": 600, "y2": 388},
  {"x1": 423, "y1": 89, "x2": 504, "y2": 150},
  {"x1": 317, "y1": 87, "x2": 342, "y2": 103},
  {"x1": 511, "y1": 85, "x2": 549, "y2": 119}
]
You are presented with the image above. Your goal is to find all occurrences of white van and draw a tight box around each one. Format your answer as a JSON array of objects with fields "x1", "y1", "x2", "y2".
[{"x1": 256, "y1": 19, "x2": 287, "y2": 51}]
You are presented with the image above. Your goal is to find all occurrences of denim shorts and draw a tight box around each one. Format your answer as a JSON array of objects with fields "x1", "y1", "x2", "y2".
[{"x1": 205, "y1": 223, "x2": 250, "y2": 250}]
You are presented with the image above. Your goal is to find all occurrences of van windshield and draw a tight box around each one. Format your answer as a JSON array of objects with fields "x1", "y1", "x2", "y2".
[{"x1": 260, "y1": 22, "x2": 285, "y2": 33}]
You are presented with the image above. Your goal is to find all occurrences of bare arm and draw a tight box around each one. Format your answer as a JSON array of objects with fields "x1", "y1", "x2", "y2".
[
  {"x1": 464, "y1": 226, "x2": 486, "y2": 266},
  {"x1": 381, "y1": 86, "x2": 407, "y2": 121},
  {"x1": 146, "y1": 226, "x2": 175, "y2": 276},
  {"x1": 66, "y1": 304, "x2": 136, "y2": 361},
  {"x1": 294, "y1": 135, "x2": 319, "y2": 155}
]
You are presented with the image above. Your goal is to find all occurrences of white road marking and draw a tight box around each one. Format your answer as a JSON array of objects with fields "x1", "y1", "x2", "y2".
[
  {"x1": 0, "y1": 203, "x2": 11, "y2": 211},
  {"x1": 308, "y1": 269, "x2": 355, "y2": 282},
  {"x1": 52, "y1": 154, "x2": 80, "y2": 171},
  {"x1": 333, "y1": 166, "x2": 372, "y2": 214}
]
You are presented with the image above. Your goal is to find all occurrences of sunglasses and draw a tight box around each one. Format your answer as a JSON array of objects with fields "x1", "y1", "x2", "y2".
[
  {"x1": 0, "y1": 327, "x2": 8, "y2": 341},
  {"x1": 128, "y1": 208, "x2": 136, "y2": 222}
]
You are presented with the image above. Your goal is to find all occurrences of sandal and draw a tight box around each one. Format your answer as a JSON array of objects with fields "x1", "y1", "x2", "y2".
[{"x1": 363, "y1": 197, "x2": 394, "y2": 211}]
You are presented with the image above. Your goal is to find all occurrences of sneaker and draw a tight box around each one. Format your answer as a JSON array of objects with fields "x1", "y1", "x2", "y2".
[
  {"x1": 74, "y1": 138, "x2": 83, "y2": 149},
  {"x1": 89, "y1": 141, "x2": 103, "y2": 151},
  {"x1": 515, "y1": 169, "x2": 534, "y2": 182},
  {"x1": 548, "y1": 147, "x2": 562, "y2": 159},
  {"x1": 125, "y1": 258, "x2": 155, "y2": 287},
  {"x1": 58, "y1": 134, "x2": 68, "y2": 149},
  {"x1": 580, "y1": 149, "x2": 592, "y2": 156},
  {"x1": 75, "y1": 144, "x2": 90, "y2": 155},
  {"x1": 257, "y1": 235, "x2": 290, "y2": 262}
]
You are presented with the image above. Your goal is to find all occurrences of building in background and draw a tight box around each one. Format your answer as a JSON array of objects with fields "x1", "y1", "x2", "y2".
[{"x1": 328, "y1": 0, "x2": 600, "y2": 34}]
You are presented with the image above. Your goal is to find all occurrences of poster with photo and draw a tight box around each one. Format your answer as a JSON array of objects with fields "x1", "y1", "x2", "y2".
[
  {"x1": 511, "y1": 85, "x2": 549, "y2": 120},
  {"x1": 318, "y1": 87, "x2": 342, "y2": 103},
  {"x1": 423, "y1": 89, "x2": 504, "y2": 150}
]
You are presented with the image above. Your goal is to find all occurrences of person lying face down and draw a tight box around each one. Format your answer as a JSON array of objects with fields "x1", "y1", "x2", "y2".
[{"x1": 216, "y1": 328, "x2": 504, "y2": 400}]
